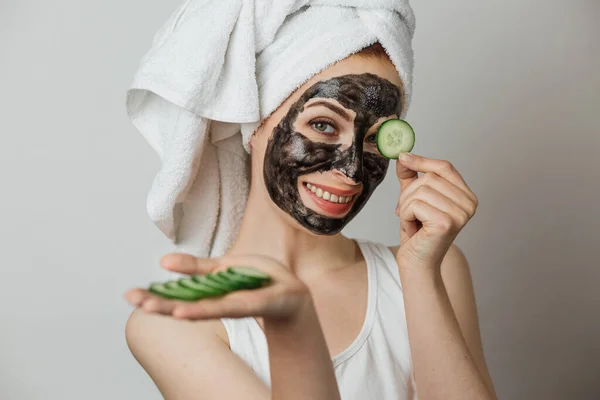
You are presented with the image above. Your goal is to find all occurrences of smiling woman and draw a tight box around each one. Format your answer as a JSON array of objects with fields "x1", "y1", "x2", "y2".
[
  {"x1": 124, "y1": 1, "x2": 496, "y2": 400},
  {"x1": 260, "y1": 72, "x2": 402, "y2": 233}
]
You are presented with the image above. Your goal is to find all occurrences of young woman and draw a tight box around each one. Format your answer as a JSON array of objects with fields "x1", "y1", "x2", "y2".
[{"x1": 124, "y1": 41, "x2": 497, "y2": 399}]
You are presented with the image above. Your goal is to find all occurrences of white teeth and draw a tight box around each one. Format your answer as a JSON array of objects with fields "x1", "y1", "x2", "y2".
[{"x1": 305, "y1": 183, "x2": 354, "y2": 204}]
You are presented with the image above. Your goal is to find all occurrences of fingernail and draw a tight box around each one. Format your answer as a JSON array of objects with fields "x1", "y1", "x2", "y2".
[{"x1": 398, "y1": 152, "x2": 412, "y2": 162}]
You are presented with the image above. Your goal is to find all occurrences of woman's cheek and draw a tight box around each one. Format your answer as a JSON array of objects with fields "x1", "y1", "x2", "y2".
[{"x1": 363, "y1": 152, "x2": 389, "y2": 184}]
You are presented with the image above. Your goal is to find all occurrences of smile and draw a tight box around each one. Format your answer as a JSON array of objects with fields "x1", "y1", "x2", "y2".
[{"x1": 303, "y1": 182, "x2": 359, "y2": 204}]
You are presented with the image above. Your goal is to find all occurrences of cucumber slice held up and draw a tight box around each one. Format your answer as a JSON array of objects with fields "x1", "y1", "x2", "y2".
[{"x1": 376, "y1": 119, "x2": 415, "y2": 159}]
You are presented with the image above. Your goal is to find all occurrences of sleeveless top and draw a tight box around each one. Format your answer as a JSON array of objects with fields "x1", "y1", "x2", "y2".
[{"x1": 221, "y1": 239, "x2": 418, "y2": 399}]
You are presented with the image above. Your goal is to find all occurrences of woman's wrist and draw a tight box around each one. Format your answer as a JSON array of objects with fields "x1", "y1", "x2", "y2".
[
  {"x1": 397, "y1": 256, "x2": 443, "y2": 283},
  {"x1": 263, "y1": 286, "x2": 316, "y2": 331},
  {"x1": 262, "y1": 288, "x2": 341, "y2": 400}
]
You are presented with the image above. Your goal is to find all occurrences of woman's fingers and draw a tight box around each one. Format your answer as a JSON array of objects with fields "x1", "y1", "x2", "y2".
[
  {"x1": 397, "y1": 173, "x2": 476, "y2": 218},
  {"x1": 402, "y1": 198, "x2": 456, "y2": 236},
  {"x1": 160, "y1": 253, "x2": 292, "y2": 282},
  {"x1": 160, "y1": 253, "x2": 221, "y2": 275},
  {"x1": 171, "y1": 290, "x2": 270, "y2": 319},
  {"x1": 399, "y1": 186, "x2": 471, "y2": 230},
  {"x1": 125, "y1": 288, "x2": 180, "y2": 314},
  {"x1": 141, "y1": 296, "x2": 179, "y2": 315},
  {"x1": 397, "y1": 153, "x2": 478, "y2": 205},
  {"x1": 124, "y1": 288, "x2": 152, "y2": 307},
  {"x1": 396, "y1": 155, "x2": 419, "y2": 191}
]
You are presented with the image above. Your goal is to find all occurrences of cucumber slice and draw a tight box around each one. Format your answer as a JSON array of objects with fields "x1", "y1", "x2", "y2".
[
  {"x1": 376, "y1": 119, "x2": 415, "y2": 159},
  {"x1": 149, "y1": 283, "x2": 178, "y2": 299},
  {"x1": 216, "y1": 271, "x2": 256, "y2": 290},
  {"x1": 219, "y1": 271, "x2": 262, "y2": 289},
  {"x1": 150, "y1": 281, "x2": 202, "y2": 301},
  {"x1": 146, "y1": 268, "x2": 272, "y2": 302},
  {"x1": 165, "y1": 281, "x2": 203, "y2": 301},
  {"x1": 228, "y1": 267, "x2": 271, "y2": 284},
  {"x1": 192, "y1": 274, "x2": 231, "y2": 294},
  {"x1": 178, "y1": 277, "x2": 225, "y2": 297},
  {"x1": 206, "y1": 273, "x2": 243, "y2": 291}
]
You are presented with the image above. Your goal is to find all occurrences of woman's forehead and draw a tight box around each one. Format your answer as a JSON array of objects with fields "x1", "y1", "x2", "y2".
[{"x1": 298, "y1": 73, "x2": 403, "y2": 119}]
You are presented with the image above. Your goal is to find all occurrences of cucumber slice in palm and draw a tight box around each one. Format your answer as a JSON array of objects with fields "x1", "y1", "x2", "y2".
[
  {"x1": 216, "y1": 271, "x2": 256, "y2": 289},
  {"x1": 219, "y1": 271, "x2": 261, "y2": 289},
  {"x1": 149, "y1": 283, "x2": 178, "y2": 299},
  {"x1": 147, "y1": 268, "x2": 272, "y2": 301},
  {"x1": 162, "y1": 281, "x2": 203, "y2": 301},
  {"x1": 192, "y1": 274, "x2": 232, "y2": 294},
  {"x1": 228, "y1": 267, "x2": 271, "y2": 284},
  {"x1": 376, "y1": 119, "x2": 415, "y2": 159},
  {"x1": 206, "y1": 273, "x2": 243, "y2": 291},
  {"x1": 179, "y1": 277, "x2": 225, "y2": 297}
]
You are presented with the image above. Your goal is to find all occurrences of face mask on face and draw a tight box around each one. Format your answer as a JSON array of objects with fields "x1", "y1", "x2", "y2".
[{"x1": 263, "y1": 73, "x2": 403, "y2": 235}]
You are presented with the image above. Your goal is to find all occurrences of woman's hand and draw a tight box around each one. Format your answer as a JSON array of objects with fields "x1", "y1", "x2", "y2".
[
  {"x1": 394, "y1": 152, "x2": 479, "y2": 268},
  {"x1": 124, "y1": 253, "x2": 310, "y2": 321}
]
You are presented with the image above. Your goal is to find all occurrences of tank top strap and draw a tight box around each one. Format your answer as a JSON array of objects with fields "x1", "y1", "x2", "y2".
[{"x1": 357, "y1": 239, "x2": 403, "y2": 291}]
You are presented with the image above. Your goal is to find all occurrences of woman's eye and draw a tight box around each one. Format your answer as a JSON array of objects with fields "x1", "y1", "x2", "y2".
[
  {"x1": 365, "y1": 133, "x2": 377, "y2": 144},
  {"x1": 311, "y1": 120, "x2": 336, "y2": 135}
]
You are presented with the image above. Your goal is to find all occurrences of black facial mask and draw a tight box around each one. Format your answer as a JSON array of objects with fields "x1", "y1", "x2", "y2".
[{"x1": 263, "y1": 73, "x2": 403, "y2": 235}]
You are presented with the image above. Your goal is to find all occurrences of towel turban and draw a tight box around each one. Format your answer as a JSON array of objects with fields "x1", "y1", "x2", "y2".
[{"x1": 126, "y1": 0, "x2": 416, "y2": 257}]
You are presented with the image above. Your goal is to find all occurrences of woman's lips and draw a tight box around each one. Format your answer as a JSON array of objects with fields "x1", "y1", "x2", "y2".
[{"x1": 301, "y1": 182, "x2": 358, "y2": 217}]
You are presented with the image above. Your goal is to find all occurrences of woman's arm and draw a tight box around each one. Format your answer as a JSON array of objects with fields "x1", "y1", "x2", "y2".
[
  {"x1": 126, "y1": 309, "x2": 271, "y2": 400},
  {"x1": 264, "y1": 295, "x2": 340, "y2": 400},
  {"x1": 392, "y1": 152, "x2": 497, "y2": 399},
  {"x1": 391, "y1": 244, "x2": 497, "y2": 399},
  {"x1": 125, "y1": 254, "x2": 341, "y2": 400}
]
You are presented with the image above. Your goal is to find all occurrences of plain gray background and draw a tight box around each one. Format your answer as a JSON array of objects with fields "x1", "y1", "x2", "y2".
[{"x1": 1, "y1": 0, "x2": 598, "y2": 399}]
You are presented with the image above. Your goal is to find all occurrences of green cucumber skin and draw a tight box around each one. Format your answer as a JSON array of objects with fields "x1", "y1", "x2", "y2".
[
  {"x1": 149, "y1": 284, "x2": 178, "y2": 299},
  {"x1": 147, "y1": 268, "x2": 272, "y2": 301},
  {"x1": 165, "y1": 281, "x2": 203, "y2": 301},
  {"x1": 216, "y1": 271, "x2": 256, "y2": 289},
  {"x1": 206, "y1": 274, "x2": 242, "y2": 291},
  {"x1": 148, "y1": 282, "x2": 199, "y2": 301},
  {"x1": 376, "y1": 119, "x2": 415, "y2": 159},
  {"x1": 191, "y1": 274, "x2": 231, "y2": 293},
  {"x1": 178, "y1": 278, "x2": 224, "y2": 297},
  {"x1": 228, "y1": 267, "x2": 271, "y2": 282},
  {"x1": 220, "y1": 271, "x2": 261, "y2": 289}
]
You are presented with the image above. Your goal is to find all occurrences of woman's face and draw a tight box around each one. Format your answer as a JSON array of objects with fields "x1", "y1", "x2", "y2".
[{"x1": 251, "y1": 54, "x2": 404, "y2": 235}]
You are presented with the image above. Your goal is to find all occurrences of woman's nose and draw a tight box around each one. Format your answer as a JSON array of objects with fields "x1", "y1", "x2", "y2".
[
  {"x1": 333, "y1": 169, "x2": 361, "y2": 185},
  {"x1": 332, "y1": 145, "x2": 364, "y2": 184}
]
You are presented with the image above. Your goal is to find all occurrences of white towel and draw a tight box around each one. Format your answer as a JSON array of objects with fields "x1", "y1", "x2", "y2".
[{"x1": 125, "y1": 0, "x2": 415, "y2": 257}]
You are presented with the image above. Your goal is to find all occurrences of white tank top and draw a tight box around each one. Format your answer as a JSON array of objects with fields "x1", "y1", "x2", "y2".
[{"x1": 221, "y1": 239, "x2": 418, "y2": 399}]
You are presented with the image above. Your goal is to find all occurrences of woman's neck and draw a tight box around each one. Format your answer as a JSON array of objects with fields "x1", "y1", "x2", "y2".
[{"x1": 225, "y1": 189, "x2": 360, "y2": 282}]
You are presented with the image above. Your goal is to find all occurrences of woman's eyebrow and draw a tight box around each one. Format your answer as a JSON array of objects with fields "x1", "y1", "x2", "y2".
[{"x1": 305, "y1": 100, "x2": 352, "y2": 122}]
